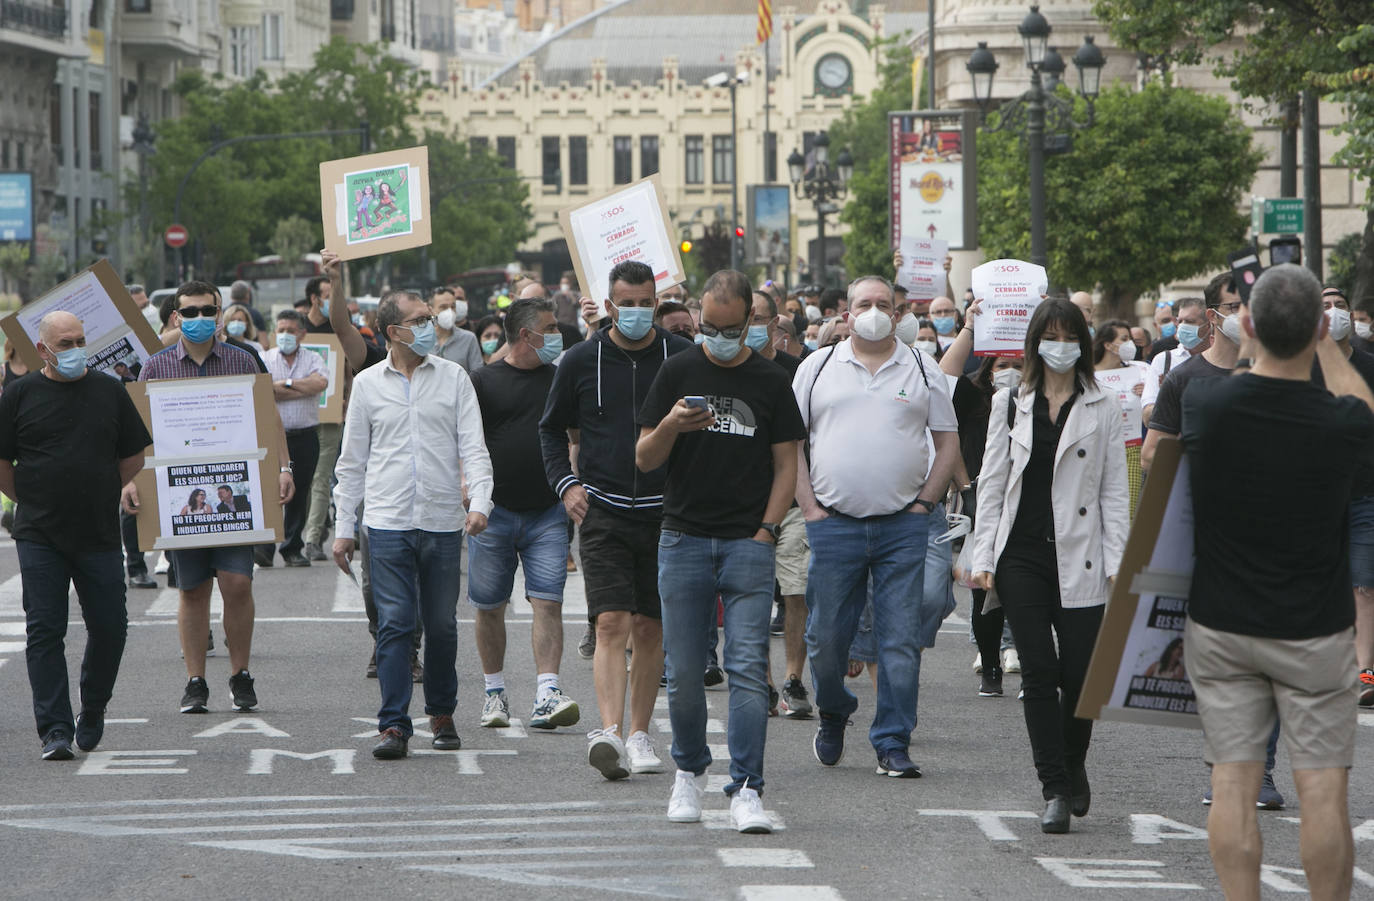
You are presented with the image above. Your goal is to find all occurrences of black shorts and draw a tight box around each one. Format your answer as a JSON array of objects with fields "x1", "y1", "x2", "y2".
[{"x1": 579, "y1": 502, "x2": 661, "y2": 620}]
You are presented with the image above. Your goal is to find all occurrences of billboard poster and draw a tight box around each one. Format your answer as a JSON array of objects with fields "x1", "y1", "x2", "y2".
[
  {"x1": 0, "y1": 172, "x2": 34, "y2": 242},
  {"x1": 889, "y1": 111, "x2": 977, "y2": 251},
  {"x1": 747, "y1": 185, "x2": 791, "y2": 268}
]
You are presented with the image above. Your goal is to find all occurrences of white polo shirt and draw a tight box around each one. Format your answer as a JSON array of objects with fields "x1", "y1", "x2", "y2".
[{"x1": 793, "y1": 339, "x2": 958, "y2": 517}]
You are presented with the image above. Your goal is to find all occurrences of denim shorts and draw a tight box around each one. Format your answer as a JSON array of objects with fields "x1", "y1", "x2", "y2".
[
  {"x1": 168, "y1": 545, "x2": 254, "y2": 590},
  {"x1": 467, "y1": 502, "x2": 569, "y2": 609},
  {"x1": 1351, "y1": 496, "x2": 1374, "y2": 587}
]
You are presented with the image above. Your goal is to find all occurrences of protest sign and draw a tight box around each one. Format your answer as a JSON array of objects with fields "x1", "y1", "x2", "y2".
[
  {"x1": 897, "y1": 236, "x2": 947, "y2": 301},
  {"x1": 126, "y1": 374, "x2": 283, "y2": 551},
  {"x1": 970, "y1": 259, "x2": 1048, "y2": 357},
  {"x1": 1, "y1": 259, "x2": 165, "y2": 376},
  {"x1": 1077, "y1": 438, "x2": 1200, "y2": 729},
  {"x1": 559, "y1": 175, "x2": 685, "y2": 318},
  {"x1": 320, "y1": 146, "x2": 431, "y2": 261},
  {"x1": 300, "y1": 333, "x2": 344, "y2": 424},
  {"x1": 1095, "y1": 364, "x2": 1147, "y2": 447}
]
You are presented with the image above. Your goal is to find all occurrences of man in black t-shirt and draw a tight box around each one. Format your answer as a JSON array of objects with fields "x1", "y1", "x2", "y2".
[
  {"x1": 637, "y1": 270, "x2": 806, "y2": 834},
  {"x1": 0, "y1": 312, "x2": 152, "y2": 761},
  {"x1": 746, "y1": 290, "x2": 802, "y2": 379},
  {"x1": 1182, "y1": 264, "x2": 1374, "y2": 900},
  {"x1": 467, "y1": 298, "x2": 582, "y2": 735}
]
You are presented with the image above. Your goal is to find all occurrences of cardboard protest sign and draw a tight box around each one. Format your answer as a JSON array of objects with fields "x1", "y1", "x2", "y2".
[
  {"x1": 300, "y1": 333, "x2": 344, "y2": 424},
  {"x1": 897, "y1": 236, "x2": 947, "y2": 301},
  {"x1": 126, "y1": 374, "x2": 284, "y2": 551},
  {"x1": 320, "y1": 146, "x2": 431, "y2": 261},
  {"x1": 1077, "y1": 438, "x2": 1200, "y2": 729},
  {"x1": 970, "y1": 259, "x2": 1048, "y2": 357},
  {"x1": 1, "y1": 259, "x2": 166, "y2": 376},
  {"x1": 559, "y1": 175, "x2": 685, "y2": 318}
]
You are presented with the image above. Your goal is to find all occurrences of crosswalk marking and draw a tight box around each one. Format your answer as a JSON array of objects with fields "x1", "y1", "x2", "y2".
[
  {"x1": 0, "y1": 573, "x2": 21, "y2": 615},
  {"x1": 146, "y1": 587, "x2": 223, "y2": 616},
  {"x1": 739, "y1": 888, "x2": 842, "y2": 901},
  {"x1": 718, "y1": 849, "x2": 813, "y2": 868}
]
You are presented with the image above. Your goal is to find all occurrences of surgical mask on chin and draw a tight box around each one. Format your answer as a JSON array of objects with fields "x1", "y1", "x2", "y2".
[
  {"x1": 276, "y1": 333, "x2": 298, "y2": 354},
  {"x1": 1357, "y1": 321, "x2": 1373, "y2": 341},
  {"x1": 225, "y1": 319, "x2": 247, "y2": 338},
  {"x1": 1037, "y1": 339, "x2": 1081, "y2": 373},
  {"x1": 48, "y1": 346, "x2": 87, "y2": 379},
  {"x1": 453, "y1": 300, "x2": 469, "y2": 321},
  {"x1": 915, "y1": 340, "x2": 939, "y2": 356},
  {"x1": 406, "y1": 320, "x2": 437, "y2": 357},
  {"x1": 614, "y1": 306, "x2": 654, "y2": 341},
  {"x1": 931, "y1": 315, "x2": 956, "y2": 335},
  {"x1": 1117, "y1": 341, "x2": 1137, "y2": 363},
  {"x1": 1160, "y1": 322, "x2": 1177, "y2": 339},
  {"x1": 704, "y1": 332, "x2": 743, "y2": 361},
  {"x1": 1326, "y1": 307, "x2": 1353, "y2": 342},
  {"x1": 535, "y1": 332, "x2": 563, "y2": 364},
  {"x1": 745, "y1": 324, "x2": 770, "y2": 351},
  {"x1": 852, "y1": 306, "x2": 894, "y2": 341},
  {"x1": 805, "y1": 304, "x2": 822, "y2": 323},
  {"x1": 436, "y1": 308, "x2": 456, "y2": 331},
  {"x1": 894, "y1": 312, "x2": 920, "y2": 345},
  {"x1": 1176, "y1": 323, "x2": 1203, "y2": 350},
  {"x1": 180, "y1": 316, "x2": 218, "y2": 344},
  {"x1": 1216, "y1": 312, "x2": 1242, "y2": 344},
  {"x1": 992, "y1": 367, "x2": 1021, "y2": 391}
]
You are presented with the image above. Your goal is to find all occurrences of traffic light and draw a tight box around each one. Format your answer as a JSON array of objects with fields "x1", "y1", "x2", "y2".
[
  {"x1": 680, "y1": 239, "x2": 693, "y2": 254},
  {"x1": 733, "y1": 226, "x2": 746, "y2": 267}
]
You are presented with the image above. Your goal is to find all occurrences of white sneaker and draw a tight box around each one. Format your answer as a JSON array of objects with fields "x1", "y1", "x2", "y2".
[
  {"x1": 626, "y1": 730, "x2": 664, "y2": 774},
  {"x1": 730, "y1": 786, "x2": 773, "y2": 834},
  {"x1": 668, "y1": 769, "x2": 705, "y2": 822},
  {"x1": 1002, "y1": 648, "x2": 1021, "y2": 674},
  {"x1": 972, "y1": 652, "x2": 983, "y2": 674},
  {"x1": 154, "y1": 552, "x2": 169, "y2": 575},
  {"x1": 480, "y1": 690, "x2": 510, "y2": 727},
  {"x1": 587, "y1": 726, "x2": 629, "y2": 780}
]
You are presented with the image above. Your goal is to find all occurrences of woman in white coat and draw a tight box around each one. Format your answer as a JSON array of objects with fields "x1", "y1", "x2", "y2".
[{"x1": 971, "y1": 297, "x2": 1129, "y2": 835}]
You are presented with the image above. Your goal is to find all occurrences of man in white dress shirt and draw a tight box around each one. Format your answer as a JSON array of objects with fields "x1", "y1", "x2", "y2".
[{"x1": 332, "y1": 291, "x2": 494, "y2": 760}]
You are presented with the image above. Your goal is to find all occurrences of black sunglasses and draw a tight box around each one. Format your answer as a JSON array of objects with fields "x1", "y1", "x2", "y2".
[{"x1": 178, "y1": 305, "x2": 220, "y2": 319}]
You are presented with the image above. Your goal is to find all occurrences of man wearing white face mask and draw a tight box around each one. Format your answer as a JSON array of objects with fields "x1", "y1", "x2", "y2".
[
  {"x1": 794, "y1": 275, "x2": 960, "y2": 780},
  {"x1": 432, "y1": 286, "x2": 483, "y2": 373},
  {"x1": 333, "y1": 290, "x2": 492, "y2": 760},
  {"x1": 262, "y1": 310, "x2": 329, "y2": 567},
  {"x1": 1142, "y1": 273, "x2": 1243, "y2": 473}
]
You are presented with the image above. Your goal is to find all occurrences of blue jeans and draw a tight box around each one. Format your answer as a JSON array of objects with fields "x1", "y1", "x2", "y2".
[
  {"x1": 366, "y1": 528, "x2": 462, "y2": 737},
  {"x1": 659, "y1": 531, "x2": 774, "y2": 795},
  {"x1": 467, "y1": 502, "x2": 569, "y2": 608},
  {"x1": 17, "y1": 541, "x2": 127, "y2": 740},
  {"x1": 851, "y1": 504, "x2": 957, "y2": 661},
  {"x1": 806, "y1": 511, "x2": 929, "y2": 755}
]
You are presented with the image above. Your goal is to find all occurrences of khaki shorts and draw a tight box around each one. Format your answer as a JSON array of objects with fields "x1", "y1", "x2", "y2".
[
  {"x1": 775, "y1": 506, "x2": 810, "y2": 596},
  {"x1": 1184, "y1": 618, "x2": 1357, "y2": 770}
]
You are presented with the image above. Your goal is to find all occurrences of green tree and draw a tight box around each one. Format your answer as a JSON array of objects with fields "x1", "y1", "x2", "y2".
[
  {"x1": 1328, "y1": 231, "x2": 1363, "y2": 299},
  {"x1": 977, "y1": 83, "x2": 1262, "y2": 316},
  {"x1": 0, "y1": 243, "x2": 31, "y2": 300},
  {"x1": 828, "y1": 39, "x2": 913, "y2": 283},
  {"x1": 420, "y1": 129, "x2": 533, "y2": 279},
  {"x1": 271, "y1": 215, "x2": 320, "y2": 303}
]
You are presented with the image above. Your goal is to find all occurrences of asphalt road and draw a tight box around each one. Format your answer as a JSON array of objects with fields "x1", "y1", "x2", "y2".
[{"x1": 0, "y1": 538, "x2": 1372, "y2": 900}]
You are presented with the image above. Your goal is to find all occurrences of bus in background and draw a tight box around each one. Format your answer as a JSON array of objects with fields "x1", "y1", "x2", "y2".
[{"x1": 234, "y1": 254, "x2": 323, "y2": 309}]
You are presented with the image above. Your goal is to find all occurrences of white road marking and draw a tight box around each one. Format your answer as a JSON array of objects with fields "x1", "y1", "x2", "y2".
[
  {"x1": 1035, "y1": 858, "x2": 1202, "y2": 890},
  {"x1": 0, "y1": 621, "x2": 25, "y2": 635},
  {"x1": 0, "y1": 640, "x2": 24, "y2": 653},
  {"x1": 655, "y1": 717, "x2": 723, "y2": 735},
  {"x1": 0, "y1": 573, "x2": 23, "y2": 614},
  {"x1": 104, "y1": 718, "x2": 149, "y2": 724},
  {"x1": 330, "y1": 570, "x2": 364, "y2": 613},
  {"x1": 918, "y1": 809, "x2": 1039, "y2": 841},
  {"x1": 717, "y1": 849, "x2": 813, "y2": 868},
  {"x1": 410, "y1": 748, "x2": 518, "y2": 774},
  {"x1": 738, "y1": 888, "x2": 842, "y2": 901},
  {"x1": 145, "y1": 588, "x2": 221, "y2": 617},
  {"x1": 702, "y1": 809, "x2": 785, "y2": 831}
]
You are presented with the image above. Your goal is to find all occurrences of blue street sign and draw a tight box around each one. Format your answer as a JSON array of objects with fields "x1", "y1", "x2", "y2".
[{"x1": 0, "y1": 172, "x2": 34, "y2": 242}]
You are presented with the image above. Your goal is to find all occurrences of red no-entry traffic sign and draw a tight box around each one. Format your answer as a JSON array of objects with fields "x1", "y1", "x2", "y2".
[{"x1": 164, "y1": 224, "x2": 189, "y2": 248}]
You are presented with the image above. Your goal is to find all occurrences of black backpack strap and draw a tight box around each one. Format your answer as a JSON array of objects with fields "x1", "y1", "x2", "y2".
[
  {"x1": 803, "y1": 346, "x2": 839, "y2": 469},
  {"x1": 1162, "y1": 350, "x2": 1173, "y2": 376}
]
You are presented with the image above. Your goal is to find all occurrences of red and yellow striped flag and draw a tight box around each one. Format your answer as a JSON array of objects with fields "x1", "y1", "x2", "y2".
[{"x1": 757, "y1": 0, "x2": 772, "y2": 44}]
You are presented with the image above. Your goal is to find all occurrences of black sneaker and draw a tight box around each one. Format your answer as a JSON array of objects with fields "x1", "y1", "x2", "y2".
[
  {"x1": 365, "y1": 649, "x2": 378, "y2": 679},
  {"x1": 41, "y1": 732, "x2": 74, "y2": 761},
  {"x1": 704, "y1": 662, "x2": 725, "y2": 688},
  {"x1": 75, "y1": 710, "x2": 105, "y2": 752},
  {"x1": 814, "y1": 713, "x2": 848, "y2": 766},
  {"x1": 373, "y1": 727, "x2": 408, "y2": 759},
  {"x1": 781, "y1": 677, "x2": 813, "y2": 718},
  {"x1": 281, "y1": 552, "x2": 311, "y2": 567},
  {"x1": 229, "y1": 669, "x2": 258, "y2": 711},
  {"x1": 180, "y1": 676, "x2": 210, "y2": 714},
  {"x1": 253, "y1": 547, "x2": 275, "y2": 567},
  {"x1": 875, "y1": 748, "x2": 922, "y2": 778},
  {"x1": 979, "y1": 666, "x2": 1004, "y2": 698},
  {"x1": 430, "y1": 714, "x2": 462, "y2": 751},
  {"x1": 770, "y1": 602, "x2": 785, "y2": 636}
]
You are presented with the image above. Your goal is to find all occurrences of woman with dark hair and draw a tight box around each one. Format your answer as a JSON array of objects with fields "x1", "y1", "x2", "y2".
[
  {"x1": 969, "y1": 296, "x2": 1130, "y2": 834},
  {"x1": 914, "y1": 318, "x2": 941, "y2": 359},
  {"x1": 1092, "y1": 319, "x2": 1152, "y2": 516},
  {"x1": 179, "y1": 489, "x2": 211, "y2": 516},
  {"x1": 1144, "y1": 637, "x2": 1186, "y2": 680},
  {"x1": 476, "y1": 314, "x2": 505, "y2": 364}
]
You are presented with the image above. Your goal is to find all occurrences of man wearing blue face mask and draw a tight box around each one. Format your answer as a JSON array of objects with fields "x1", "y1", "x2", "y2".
[
  {"x1": 467, "y1": 298, "x2": 581, "y2": 734},
  {"x1": 0, "y1": 312, "x2": 151, "y2": 760},
  {"x1": 133, "y1": 281, "x2": 296, "y2": 716},
  {"x1": 1142, "y1": 297, "x2": 1209, "y2": 426},
  {"x1": 748, "y1": 291, "x2": 802, "y2": 380},
  {"x1": 333, "y1": 290, "x2": 493, "y2": 760},
  {"x1": 262, "y1": 310, "x2": 329, "y2": 568}
]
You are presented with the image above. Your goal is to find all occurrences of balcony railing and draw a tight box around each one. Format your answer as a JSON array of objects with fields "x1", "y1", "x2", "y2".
[{"x1": 0, "y1": 0, "x2": 68, "y2": 40}]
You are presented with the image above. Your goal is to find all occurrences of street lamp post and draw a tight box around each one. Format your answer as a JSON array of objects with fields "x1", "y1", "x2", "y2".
[
  {"x1": 965, "y1": 6, "x2": 1105, "y2": 272},
  {"x1": 131, "y1": 114, "x2": 157, "y2": 283},
  {"x1": 786, "y1": 132, "x2": 853, "y2": 288}
]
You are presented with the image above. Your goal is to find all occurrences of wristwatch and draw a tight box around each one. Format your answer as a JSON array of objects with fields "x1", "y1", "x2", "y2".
[
  {"x1": 285, "y1": 378, "x2": 294, "y2": 389},
  {"x1": 760, "y1": 522, "x2": 782, "y2": 541},
  {"x1": 280, "y1": 461, "x2": 294, "y2": 474},
  {"x1": 912, "y1": 498, "x2": 936, "y2": 513}
]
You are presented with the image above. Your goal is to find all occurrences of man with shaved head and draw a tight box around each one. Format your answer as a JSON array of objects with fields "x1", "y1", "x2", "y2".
[{"x1": 0, "y1": 311, "x2": 152, "y2": 760}]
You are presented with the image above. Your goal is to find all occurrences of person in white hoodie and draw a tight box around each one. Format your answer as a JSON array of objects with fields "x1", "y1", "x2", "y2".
[{"x1": 970, "y1": 296, "x2": 1129, "y2": 835}]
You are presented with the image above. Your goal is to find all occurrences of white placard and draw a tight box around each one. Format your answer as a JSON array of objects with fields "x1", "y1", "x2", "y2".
[
  {"x1": 970, "y1": 259, "x2": 1048, "y2": 358},
  {"x1": 1095, "y1": 364, "x2": 1147, "y2": 447},
  {"x1": 898, "y1": 237, "x2": 947, "y2": 300}
]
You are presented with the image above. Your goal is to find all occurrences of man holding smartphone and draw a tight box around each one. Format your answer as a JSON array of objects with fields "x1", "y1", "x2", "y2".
[{"x1": 636, "y1": 269, "x2": 806, "y2": 834}]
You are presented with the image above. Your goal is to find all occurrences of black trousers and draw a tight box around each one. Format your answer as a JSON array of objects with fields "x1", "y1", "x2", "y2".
[
  {"x1": 970, "y1": 587, "x2": 1005, "y2": 674},
  {"x1": 994, "y1": 537, "x2": 1104, "y2": 800},
  {"x1": 120, "y1": 507, "x2": 145, "y2": 578},
  {"x1": 279, "y1": 427, "x2": 320, "y2": 556}
]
